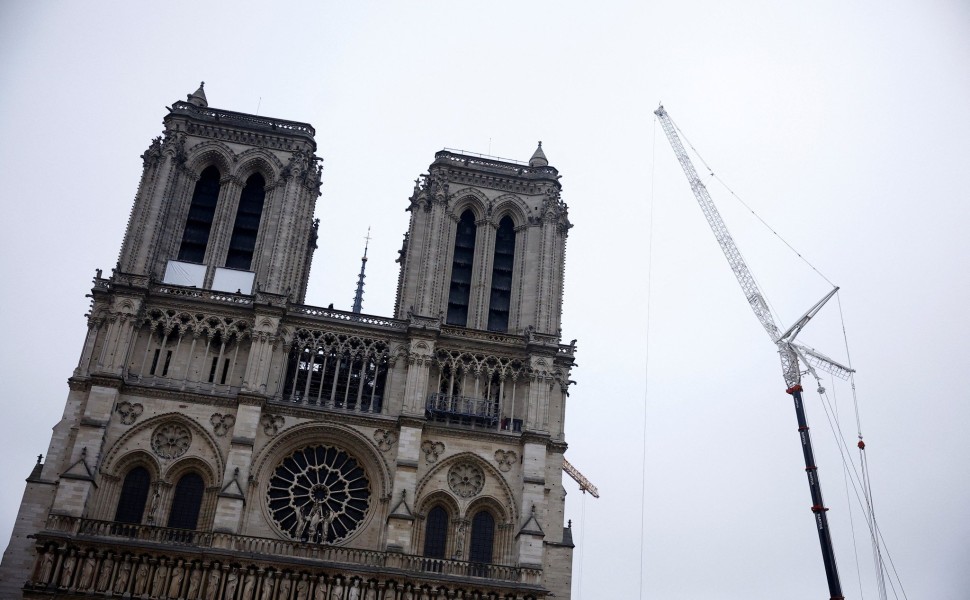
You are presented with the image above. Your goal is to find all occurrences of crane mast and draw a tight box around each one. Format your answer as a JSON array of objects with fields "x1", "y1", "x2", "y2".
[{"x1": 655, "y1": 105, "x2": 846, "y2": 599}]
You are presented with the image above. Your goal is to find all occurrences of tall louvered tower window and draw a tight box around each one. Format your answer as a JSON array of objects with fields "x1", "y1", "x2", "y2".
[
  {"x1": 178, "y1": 165, "x2": 222, "y2": 263},
  {"x1": 487, "y1": 216, "x2": 516, "y2": 331},
  {"x1": 446, "y1": 210, "x2": 476, "y2": 326},
  {"x1": 225, "y1": 173, "x2": 266, "y2": 270}
]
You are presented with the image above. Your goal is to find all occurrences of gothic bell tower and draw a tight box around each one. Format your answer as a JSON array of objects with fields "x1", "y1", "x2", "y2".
[
  {"x1": 118, "y1": 83, "x2": 322, "y2": 301},
  {"x1": 394, "y1": 143, "x2": 571, "y2": 336}
]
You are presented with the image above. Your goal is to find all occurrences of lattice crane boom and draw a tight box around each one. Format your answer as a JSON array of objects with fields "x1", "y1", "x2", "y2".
[
  {"x1": 654, "y1": 104, "x2": 848, "y2": 599},
  {"x1": 563, "y1": 458, "x2": 600, "y2": 498}
]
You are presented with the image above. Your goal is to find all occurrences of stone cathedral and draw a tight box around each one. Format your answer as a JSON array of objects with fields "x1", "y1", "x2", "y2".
[{"x1": 0, "y1": 85, "x2": 577, "y2": 600}]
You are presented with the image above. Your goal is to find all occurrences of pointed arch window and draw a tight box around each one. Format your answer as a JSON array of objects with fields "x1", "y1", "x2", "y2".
[
  {"x1": 226, "y1": 173, "x2": 266, "y2": 270},
  {"x1": 423, "y1": 505, "x2": 449, "y2": 559},
  {"x1": 447, "y1": 210, "x2": 477, "y2": 326},
  {"x1": 114, "y1": 466, "x2": 151, "y2": 524},
  {"x1": 469, "y1": 510, "x2": 495, "y2": 574},
  {"x1": 167, "y1": 472, "x2": 205, "y2": 530},
  {"x1": 487, "y1": 216, "x2": 516, "y2": 331},
  {"x1": 178, "y1": 166, "x2": 222, "y2": 263}
]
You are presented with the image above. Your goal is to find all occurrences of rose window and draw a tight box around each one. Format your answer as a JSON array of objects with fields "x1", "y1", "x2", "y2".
[
  {"x1": 150, "y1": 424, "x2": 191, "y2": 459},
  {"x1": 266, "y1": 445, "x2": 370, "y2": 544},
  {"x1": 447, "y1": 462, "x2": 485, "y2": 498}
]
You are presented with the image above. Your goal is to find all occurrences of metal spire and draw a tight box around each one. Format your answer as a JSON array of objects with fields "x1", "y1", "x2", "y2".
[{"x1": 351, "y1": 227, "x2": 371, "y2": 314}]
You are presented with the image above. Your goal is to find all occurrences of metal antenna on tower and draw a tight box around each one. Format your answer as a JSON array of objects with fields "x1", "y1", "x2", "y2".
[{"x1": 351, "y1": 227, "x2": 371, "y2": 314}]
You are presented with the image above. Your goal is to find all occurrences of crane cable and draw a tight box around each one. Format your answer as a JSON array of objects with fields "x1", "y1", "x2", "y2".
[
  {"x1": 638, "y1": 113, "x2": 658, "y2": 600},
  {"x1": 803, "y1": 297, "x2": 908, "y2": 600}
]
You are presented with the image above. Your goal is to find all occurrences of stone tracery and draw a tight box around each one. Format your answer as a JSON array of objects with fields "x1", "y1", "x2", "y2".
[{"x1": 266, "y1": 445, "x2": 371, "y2": 544}]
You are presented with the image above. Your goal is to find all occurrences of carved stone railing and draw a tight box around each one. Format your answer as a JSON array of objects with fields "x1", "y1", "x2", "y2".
[
  {"x1": 434, "y1": 150, "x2": 559, "y2": 180},
  {"x1": 290, "y1": 305, "x2": 408, "y2": 331},
  {"x1": 152, "y1": 284, "x2": 254, "y2": 306},
  {"x1": 36, "y1": 516, "x2": 544, "y2": 592},
  {"x1": 169, "y1": 101, "x2": 316, "y2": 140}
]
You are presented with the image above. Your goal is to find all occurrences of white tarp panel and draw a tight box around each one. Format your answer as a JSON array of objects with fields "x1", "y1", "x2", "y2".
[
  {"x1": 212, "y1": 267, "x2": 255, "y2": 294},
  {"x1": 162, "y1": 260, "x2": 206, "y2": 288}
]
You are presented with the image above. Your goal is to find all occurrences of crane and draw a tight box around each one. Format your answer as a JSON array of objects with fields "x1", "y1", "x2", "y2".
[
  {"x1": 563, "y1": 457, "x2": 600, "y2": 498},
  {"x1": 655, "y1": 105, "x2": 853, "y2": 600}
]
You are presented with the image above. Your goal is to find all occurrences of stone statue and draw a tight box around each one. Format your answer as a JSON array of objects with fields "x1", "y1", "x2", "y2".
[
  {"x1": 277, "y1": 573, "x2": 292, "y2": 599},
  {"x1": 320, "y1": 509, "x2": 335, "y2": 544},
  {"x1": 133, "y1": 560, "x2": 150, "y2": 595},
  {"x1": 187, "y1": 565, "x2": 202, "y2": 599},
  {"x1": 152, "y1": 561, "x2": 169, "y2": 598},
  {"x1": 58, "y1": 552, "x2": 76, "y2": 588},
  {"x1": 306, "y1": 502, "x2": 323, "y2": 542},
  {"x1": 295, "y1": 575, "x2": 310, "y2": 600},
  {"x1": 330, "y1": 577, "x2": 344, "y2": 600},
  {"x1": 453, "y1": 521, "x2": 467, "y2": 559},
  {"x1": 95, "y1": 555, "x2": 113, "y2": 592},
  {"x1": 147, "y1": 483, "x2": 162, "y2": 523},
  {"x1": 114, "y1": 559, "x2": 132, "y2": 594},
  {"x1": 223, "y1": 569, "x2": 239, "y2": 598},
  {"x1": 204, "y1": 567, "x2": 221, "y2": 600},
  {"x1": 168, "y1": 562, "x2": 185, "y2": 598},
  {"x1": 240, "y1": 570, "x2": 256, "y2": 600},
  {"x1": 312, "y1": 575, "x2": 327, "y2": 600},
  {"x1": 77, "y1": 551, "x2": 97, "y2": 590},
  {"x1": 259, "y1": 572, "x2": 275, "y2": 600},
  {"x1": 37, "y1": 550, "x2": 55, "y2": 585},
  {"x1": 363, "y1": 581, "x2": 377, "y2": 600},
  {"x1": 347, "y1": 579, "x2": 361, "y2": 600}
]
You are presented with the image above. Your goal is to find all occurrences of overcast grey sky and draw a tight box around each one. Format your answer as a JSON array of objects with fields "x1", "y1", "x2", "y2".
[{"x1": 1, "y1": 1, "x2": 968, "y2": 598}]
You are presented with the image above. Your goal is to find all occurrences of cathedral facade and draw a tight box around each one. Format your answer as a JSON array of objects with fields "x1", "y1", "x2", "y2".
[{"x1": 0, "y1": 85, "x2": 577, "y2": 600}]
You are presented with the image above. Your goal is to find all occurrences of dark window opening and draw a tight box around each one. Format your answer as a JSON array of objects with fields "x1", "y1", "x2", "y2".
[
  {"x1": 284, "y1": 341, "x2": 388, "y2": 412},
  {"x1": 424, "y1": 505, "x2": 449, "y2": 559},
  {"x1": 446, "y1": 210, "x2": 477, "y2": 326},
  {"x1": 469, "y1": 510, "x2": 495, "y2": 573},
  {"x1": 178, "y1": 166, "x2": 221, "y2": 263},
  {"x1": 149, "y1": 349, "x2": 161, "y2": 375},
  {"x1": 167, "y1": 472, "x2": 204, "y2": 530},
  {"x1": 487, "y1": 216, "x2": 516, "y2": 332},
  {"x1": 220, "y1": 358, "x2": 230, "y2": 385},
  {"x1": 114, "y1": 466, "x2": 151, "y2": 524},
  {"x1": 208, "y1": 356, "x2": 219, "y2": 383},
  {"x1": 161, "y1": 350, "x2": 173, "y2": 377},
  {"x1": 225, "y1": 173, "x2": 266, "y2": 270}
]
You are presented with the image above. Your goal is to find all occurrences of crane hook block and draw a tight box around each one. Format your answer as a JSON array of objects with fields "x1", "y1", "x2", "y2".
[{"x1": 857, "y1": 440, "x2": 866, "y2": 450}]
